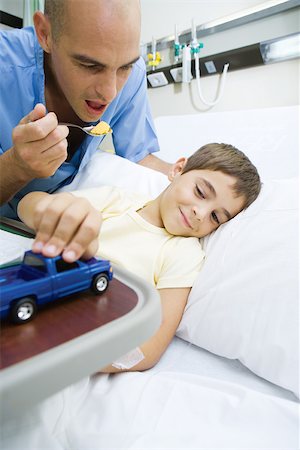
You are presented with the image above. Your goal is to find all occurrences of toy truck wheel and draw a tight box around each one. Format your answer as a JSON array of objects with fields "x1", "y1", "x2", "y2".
[
  {"x1": 92, "y1": 273, "x2": 109, "y2": 294},
  {"x1": 10, "y1": 297, "x2": 37, "y2": 324}
]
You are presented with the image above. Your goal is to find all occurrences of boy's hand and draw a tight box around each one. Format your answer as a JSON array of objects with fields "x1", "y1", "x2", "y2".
[
  {"x1": 11, "y1": 104, "x2": 69, "y2": 180},
  {"x1": 18, "y1": 192, "x2": 101, "y2": 262}
]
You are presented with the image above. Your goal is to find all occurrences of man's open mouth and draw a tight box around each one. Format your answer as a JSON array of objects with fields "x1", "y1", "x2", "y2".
[{"x1": 85, "y1": 100, "x2": 107, "y2": 115}]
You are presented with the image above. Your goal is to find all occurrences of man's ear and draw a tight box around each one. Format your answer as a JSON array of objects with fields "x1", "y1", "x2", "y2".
[
  {"x1": 33, "y1": 11, "x2": 52, "y2": 53},
  {"x1": 168, "y1": 157, "x2": 188, "y2": 181}
]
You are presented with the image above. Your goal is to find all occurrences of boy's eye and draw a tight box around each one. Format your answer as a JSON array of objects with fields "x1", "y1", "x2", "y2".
[
  {"x1": 211, "y1": 212, "x2": 220, "y2": 225},
  {"x1": 195, "y1": 185, "x2": 205, "y2": 199}
]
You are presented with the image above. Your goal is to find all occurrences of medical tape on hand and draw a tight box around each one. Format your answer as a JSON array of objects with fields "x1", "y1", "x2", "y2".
[{"x1": 112, "y1": 347, "x2": 145, "y2": 370}]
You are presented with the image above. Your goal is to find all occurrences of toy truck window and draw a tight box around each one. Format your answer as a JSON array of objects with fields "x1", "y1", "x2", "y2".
[
  {"x1": 23, "y1": 253, "x2": 47, "y2": 273},
  {"x1": 55, "y1": 260, "x2": 79, "y2": 273}
]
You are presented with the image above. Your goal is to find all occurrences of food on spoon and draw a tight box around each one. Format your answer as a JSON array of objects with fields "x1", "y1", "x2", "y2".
[{"x1": 90, "y1": 121, "x2": 112, "y2": 135}]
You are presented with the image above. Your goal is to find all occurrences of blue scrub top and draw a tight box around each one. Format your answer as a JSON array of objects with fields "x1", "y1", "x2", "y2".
[{"x1": 0, "y1": 27, "x2": 160, "y2": 218}]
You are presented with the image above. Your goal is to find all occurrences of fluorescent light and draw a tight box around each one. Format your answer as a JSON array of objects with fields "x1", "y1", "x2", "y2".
[
  {"x1": 201, "y1": 0, "x2": 290, "y2": 30},
  {"x1": 260, "y1": 33, "x2": 300, "y2": 63}
]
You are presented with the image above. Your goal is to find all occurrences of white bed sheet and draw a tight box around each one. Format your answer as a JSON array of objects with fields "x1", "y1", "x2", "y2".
[
  {"x1": 152, "y1": 337, "x2": 297, "y2": 402},
  {"x1": 2, "y1": 338, "x2": 298, "y2": 450}
]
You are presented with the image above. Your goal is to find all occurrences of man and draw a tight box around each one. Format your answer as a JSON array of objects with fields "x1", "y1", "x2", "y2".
[{"x1": 0, "y1": 0, "x2": 170, "y2": 219}]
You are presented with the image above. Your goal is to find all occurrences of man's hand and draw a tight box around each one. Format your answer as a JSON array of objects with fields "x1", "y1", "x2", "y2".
[
  {"x1": 0, "y1": 104, "x2": 69, "y2": 205},
  {"x1": 18, "y1": 192, "x2": 101, "y2": 263},
  {"x1": 11, "y1": 103, "x2": 69, "y2": 179}
]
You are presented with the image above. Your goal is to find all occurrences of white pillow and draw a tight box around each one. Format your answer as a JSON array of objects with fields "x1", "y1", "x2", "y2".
[
  {"x1": 177, "y1": 178, "x2": 299, "y2": 397},
  {"x1": 59, "y1": 151, "x2": 169, "y2": 197}
]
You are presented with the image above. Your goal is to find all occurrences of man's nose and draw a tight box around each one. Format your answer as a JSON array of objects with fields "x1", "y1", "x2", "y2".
[{"x1": 95, "y1": 72, "x2": 118, "y2": 104}]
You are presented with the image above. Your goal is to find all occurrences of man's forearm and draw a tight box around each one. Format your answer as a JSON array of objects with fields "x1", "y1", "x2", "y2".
[
  {"x1": 138, "y1": 153, "x2": 172, "y2": 175},
  {"x1": 0, "y1": 149, "x2": 32, "y2": 205}
]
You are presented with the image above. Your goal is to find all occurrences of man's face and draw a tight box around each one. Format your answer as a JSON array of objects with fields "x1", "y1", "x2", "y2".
[
  {"x1": 46, "y1": 1, "x2": 140, "y2": 122},
  {"x1": 159, "y1": 168, "x2": 245, "y2": 238}
]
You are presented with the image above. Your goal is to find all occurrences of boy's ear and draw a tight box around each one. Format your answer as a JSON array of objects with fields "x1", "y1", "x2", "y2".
[
  {"x1": 33, "y1": 11, "x2": 52, "y2": 53},
  {"x1": 168, "y1": 157, "x2": 188, "y2": 181}
]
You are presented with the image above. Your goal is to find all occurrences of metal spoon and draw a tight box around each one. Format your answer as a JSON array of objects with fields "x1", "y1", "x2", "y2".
[{"x1": 60, "y1": 122, "x2": 112, "y2": 136}]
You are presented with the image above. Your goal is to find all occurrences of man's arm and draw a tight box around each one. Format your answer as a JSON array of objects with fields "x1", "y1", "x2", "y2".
[
  {"x1": 138, "y1": 153, "x2": 172, "y2": 175},
  {"x1": 0, "y1": 104, "x2": 69, "y2": 205},
  {"x1": 0, "y1": 149, "x2": 32, "y2": 205},
  {"x1": 101, "y1": 287, "x2": 190, "y2": 372}
]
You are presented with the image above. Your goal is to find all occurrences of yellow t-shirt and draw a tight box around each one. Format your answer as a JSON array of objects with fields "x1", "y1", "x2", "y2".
[{"x1": 73, "y1": 186, "x2": 205, "y2": 289}]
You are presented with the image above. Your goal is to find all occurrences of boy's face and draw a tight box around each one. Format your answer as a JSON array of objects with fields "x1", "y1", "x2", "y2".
[{"x1": 159, "y1": 162, "x2": 245, "y2": 238}]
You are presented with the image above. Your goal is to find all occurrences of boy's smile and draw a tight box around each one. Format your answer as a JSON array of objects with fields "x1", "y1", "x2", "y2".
[{"x1": 139, "y1": 162, "x2": 246, "y2": 239}]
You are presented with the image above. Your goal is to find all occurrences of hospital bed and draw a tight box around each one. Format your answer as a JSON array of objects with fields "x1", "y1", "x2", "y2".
[{"x1": 2, "y1": 105, "x2": 299, "y2": 449}]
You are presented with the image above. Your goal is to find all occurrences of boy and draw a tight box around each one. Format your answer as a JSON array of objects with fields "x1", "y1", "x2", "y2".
[{"x1": 18, "y1": 143, "x2": 261, "y2": 372}]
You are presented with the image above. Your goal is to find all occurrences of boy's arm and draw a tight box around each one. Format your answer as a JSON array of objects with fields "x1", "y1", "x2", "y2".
[
  {"x1": 101, "y1": 287, "x2": 190, "y2": 372},
  {"x1": 18, "y1": 191, "x2": 101, "y2": 262}
]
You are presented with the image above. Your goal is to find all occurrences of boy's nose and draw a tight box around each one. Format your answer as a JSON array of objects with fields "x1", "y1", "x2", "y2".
[{"x1": 192, "y1": 205, "x2": 206, "y2": 222}]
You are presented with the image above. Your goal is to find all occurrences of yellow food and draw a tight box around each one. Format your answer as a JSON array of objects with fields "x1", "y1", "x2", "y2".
[{"x1": 90, "y1": 121, "x2": 112, "y2": 135}]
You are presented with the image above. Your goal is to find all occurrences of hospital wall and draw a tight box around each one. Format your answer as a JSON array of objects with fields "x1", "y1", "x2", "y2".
[
  {"x1": 146, "y1": 59, "x2": 299, "y2": 117},
  {"x1": 140, "y1": 0, "x2": 299, "y2": 117}
]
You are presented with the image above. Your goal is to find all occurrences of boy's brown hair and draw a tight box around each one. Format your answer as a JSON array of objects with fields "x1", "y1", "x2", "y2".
[{"x1": 182, "y1": 143, "x2": 261, "y2": 209}]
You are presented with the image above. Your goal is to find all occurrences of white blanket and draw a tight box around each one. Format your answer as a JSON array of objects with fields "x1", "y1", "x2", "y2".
[{"x1": 2, "y1": 339, "x2": 298, "y2": 450}]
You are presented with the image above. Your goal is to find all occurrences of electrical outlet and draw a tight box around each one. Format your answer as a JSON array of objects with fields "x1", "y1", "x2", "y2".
[
  {"x1": 204, "y1": 61, "x2": 217, "y2": 74},
  {"x1": 147, "y1": 72, "x2": 168, "y2": 87},
  {"x1": 170, "y1": 67, "x2": 183, "y2": 82}
]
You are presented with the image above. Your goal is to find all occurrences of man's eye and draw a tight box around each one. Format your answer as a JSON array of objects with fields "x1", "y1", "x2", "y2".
[
  {"x1": 120, "y1": 64, "x2": 133, "y2": 71},
  {"x1": 195, "y1": 185, "x2": 205, "y2": 199},
  {"x1": 80, "y1": 64, "x2": 101, "y2": 71},
  {"x1": 211, "y1": 212, "x2": 220, "y2": 224}
]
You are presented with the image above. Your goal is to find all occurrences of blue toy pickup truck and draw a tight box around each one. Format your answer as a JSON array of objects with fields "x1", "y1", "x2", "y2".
[{"x1": 0, "y1": 251, "x2": 113, "y2": 324}]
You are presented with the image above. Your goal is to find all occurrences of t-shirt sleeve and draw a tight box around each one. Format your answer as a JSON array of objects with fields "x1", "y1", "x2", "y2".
[
  {"x1": 71, "y1": 186, "x2": 147, "y2": 218},
  {"x1": 71, "y1": 186, "x2": 126, "y2": 216},
  {"x1": 155, "y1": 236, "x2": 205, "y2": 289}
]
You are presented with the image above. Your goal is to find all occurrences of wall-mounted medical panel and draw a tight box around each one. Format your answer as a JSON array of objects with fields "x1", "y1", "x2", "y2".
[
  {"x1": 147, "y1": 43, "x2": 265, "y2": 88},
  {"x1": 144, "y1": 1, "x2": 300, "y2": 87}
]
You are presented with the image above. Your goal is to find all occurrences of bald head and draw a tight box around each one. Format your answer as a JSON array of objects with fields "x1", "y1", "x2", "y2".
[
  {"x1": 44, "y1": 0, "x2": 141, "y2": 42},
  {"x1": 44, "y1": 0, "x2": 65, "y2": 41}
]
